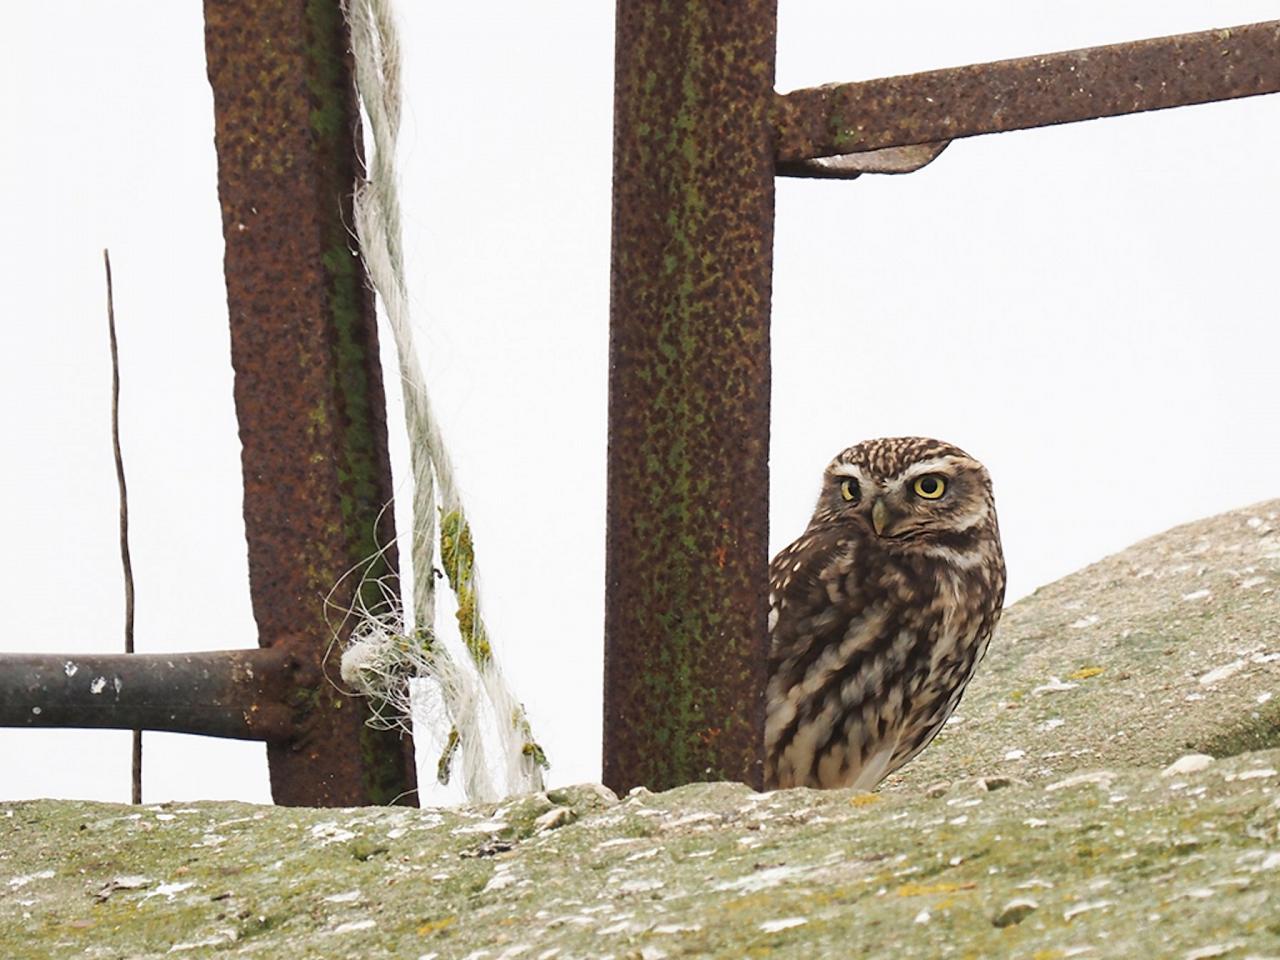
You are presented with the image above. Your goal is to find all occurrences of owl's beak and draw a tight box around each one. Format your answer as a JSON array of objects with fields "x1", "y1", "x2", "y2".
[{"x1": 871, "y1": 497, "x2": 890, "y2": 537}]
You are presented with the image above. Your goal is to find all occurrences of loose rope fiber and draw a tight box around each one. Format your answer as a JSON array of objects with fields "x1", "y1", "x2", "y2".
[{"x1": 338, "y1": 0, "x2": 546, "y2": 802}]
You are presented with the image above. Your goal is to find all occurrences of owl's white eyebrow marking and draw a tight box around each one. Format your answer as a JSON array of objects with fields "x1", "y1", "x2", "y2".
[
  {"x1": 897, "y1": 456, "x2": 973, "y2": 480},
  {"x1": 828, "y1": 463, "x2": 866, "y2": 479}
]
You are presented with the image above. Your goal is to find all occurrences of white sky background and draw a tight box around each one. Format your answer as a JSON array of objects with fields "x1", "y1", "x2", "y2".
[{"x1": 1, "y1": 1, "x2": 1277, "y2": 804}]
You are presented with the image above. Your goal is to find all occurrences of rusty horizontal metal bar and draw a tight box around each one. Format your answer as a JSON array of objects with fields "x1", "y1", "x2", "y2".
[
  {"x1": 775, "y1": 19, "x2": 1280, "y2": 163},
  {"x1": 0, "y1": 648, "x2": 301, "y2": 741}
]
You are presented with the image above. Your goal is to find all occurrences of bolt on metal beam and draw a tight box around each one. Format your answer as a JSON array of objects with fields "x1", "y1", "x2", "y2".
[
  {"x1": 203, "y1": 0, "x2": 416, "y2": 806},
  {"x1": 775, "y1": 19, "x2": 1280, "y2": 164},
  {"x1": 0, "y1": 649, "x2": 298, "y2": 741},
  {"x1": 604, "y1": 0, "x2": 777, "y2": 795}
]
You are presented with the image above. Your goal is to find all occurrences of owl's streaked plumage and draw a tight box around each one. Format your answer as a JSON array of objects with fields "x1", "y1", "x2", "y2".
[{"x1": 765, "y1": 437, "x2": 1006, "y2": 791}]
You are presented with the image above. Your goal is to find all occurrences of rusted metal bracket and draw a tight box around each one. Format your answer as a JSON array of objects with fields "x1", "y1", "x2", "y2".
[{"x1": 776, "y1": 20, "x2": 1280, "y2": 171}]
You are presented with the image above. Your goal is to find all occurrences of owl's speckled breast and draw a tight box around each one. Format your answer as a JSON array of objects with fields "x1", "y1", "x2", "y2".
[{"x1": 764, "y1": 437, "x2": 1006, "y2": 791}]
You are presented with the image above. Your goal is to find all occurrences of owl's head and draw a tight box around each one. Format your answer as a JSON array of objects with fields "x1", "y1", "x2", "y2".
[{"x1": 812, "y1": 437, "x2": 999, "y2": 552}]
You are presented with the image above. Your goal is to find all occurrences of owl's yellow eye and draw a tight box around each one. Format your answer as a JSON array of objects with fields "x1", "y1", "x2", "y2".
[
  {"x1": 913, "y1": 475, "x2": 946, "y2": 499},
  {"x1": 839, "y1": 478, "x2": 860, "y2": 502}
]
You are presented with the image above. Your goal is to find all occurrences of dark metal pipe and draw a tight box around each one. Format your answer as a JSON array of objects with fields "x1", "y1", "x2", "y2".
[
  {"x1": 0, "y1": 649, "x2": 298, "y2": 741},
  {"x1": 604, "y1": 0, "x2": 776, "y2": 794},
  {"x1": 775, "y1": 19, "x2": 1280, "y2": 163}
]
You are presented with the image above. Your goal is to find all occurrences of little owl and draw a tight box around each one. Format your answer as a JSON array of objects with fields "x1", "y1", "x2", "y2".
[{"x1": 765, "y1": 437, "x2": 1006, "y2": 791}]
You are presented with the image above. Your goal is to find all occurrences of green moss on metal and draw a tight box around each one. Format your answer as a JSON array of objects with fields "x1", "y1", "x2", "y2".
[
  {"x1": 299, "y1": 0, "x2": 410, "y2": 805},
  {"x1": 615, "y1": 0, "x2": 770, "y2": 787},
  {"x1": 303, "y1": 0, "x2": 348, "y2": 140},
  {"x1": 607, "y1": 0, "x2": 778, "y2": 792},
  {"x1": 357, "y1": 719, "x2": 410, "y2": 805},
  {"x1": 301, "y1": 1, "x2": 394, "y2": 617},
  {"x1": 319, "y1": 242, "x2": 390, "y2": 613},
  {"x1": 830, "y1": 110, "x2": 862, "y2": 151},
  {"x1": 639, "y1": 4, "x2": 705, "y2": 786}
]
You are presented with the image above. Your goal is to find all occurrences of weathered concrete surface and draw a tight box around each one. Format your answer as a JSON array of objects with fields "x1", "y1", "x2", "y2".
[
  {"x1": 887, "y1": 498, "x2": 1280, "y2": 792},
  {"x1": 1, "y1": 502, "x2": 1277, "y2": 959}
]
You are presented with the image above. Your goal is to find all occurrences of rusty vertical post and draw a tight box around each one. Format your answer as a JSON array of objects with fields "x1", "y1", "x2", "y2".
[
  {"x1": 604, "y1": 1, "x2": 777, "y2": 793},
  {"x1": 203, "y1": 0, "x2": 416, "y2": 805}
]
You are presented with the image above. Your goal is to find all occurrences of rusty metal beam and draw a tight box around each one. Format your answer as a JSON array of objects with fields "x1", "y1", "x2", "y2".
[
  {"x1": 775, "y1": 19, "x2": 1280, "y2": 164},
  {"x1": 203, "y1": 0, "x2": 416, "y2": 806},
  {"x1": 604, "y1": 0, "x2": 776, "y2": 794},
  {"x1": 0, "y1": 649, "x2": 298, "y2": 741}
]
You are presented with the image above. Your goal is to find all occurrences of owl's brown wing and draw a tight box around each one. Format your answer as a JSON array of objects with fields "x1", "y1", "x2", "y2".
[
  {"x1": 768, "y1": 525, "x2": 866, "y2": 668},
  {"x1": 765, "y1": 525, "x2": 901, "y2": 788}
]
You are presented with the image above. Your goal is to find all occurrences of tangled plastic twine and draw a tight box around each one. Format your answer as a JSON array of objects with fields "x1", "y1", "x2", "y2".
[{"x1": 336, "y1": 0, "x2": 546, "y2": 803}]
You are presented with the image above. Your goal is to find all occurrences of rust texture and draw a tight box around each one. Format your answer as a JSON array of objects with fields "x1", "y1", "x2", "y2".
[
  {"x1": 776, "y1": 19, "x2": 1280, "y2": 162},
  {"x1": 203, "y1": 0, "x2": 416, "y2": 806},
  {"x1": 604, "y1": 0, "x2": 777, "y2": 794},
  {"x1": 0, "y1": 649, "x2": 299, "y2": 741}
]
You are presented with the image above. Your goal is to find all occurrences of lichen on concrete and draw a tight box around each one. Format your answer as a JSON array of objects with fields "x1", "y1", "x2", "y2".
[
  {"x1": 2, "y1": 502, "x2": 1278, "y2": 958},
  {"x1": 886, "y1": 499, "x2": 1280, "y2": 793},
  {"x1": 2, "y1": 759, "x2": 1278, "y2": 959}
]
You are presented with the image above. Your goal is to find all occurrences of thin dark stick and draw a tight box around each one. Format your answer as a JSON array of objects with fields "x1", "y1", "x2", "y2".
[{"x1": 104, "y1": 249, "x2": 141, "y2": 805}]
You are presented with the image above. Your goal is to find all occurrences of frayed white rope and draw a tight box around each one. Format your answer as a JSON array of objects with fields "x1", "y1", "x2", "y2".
[{"x1": 339, "y1": 0, "x2": 545, "y2": 802}]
